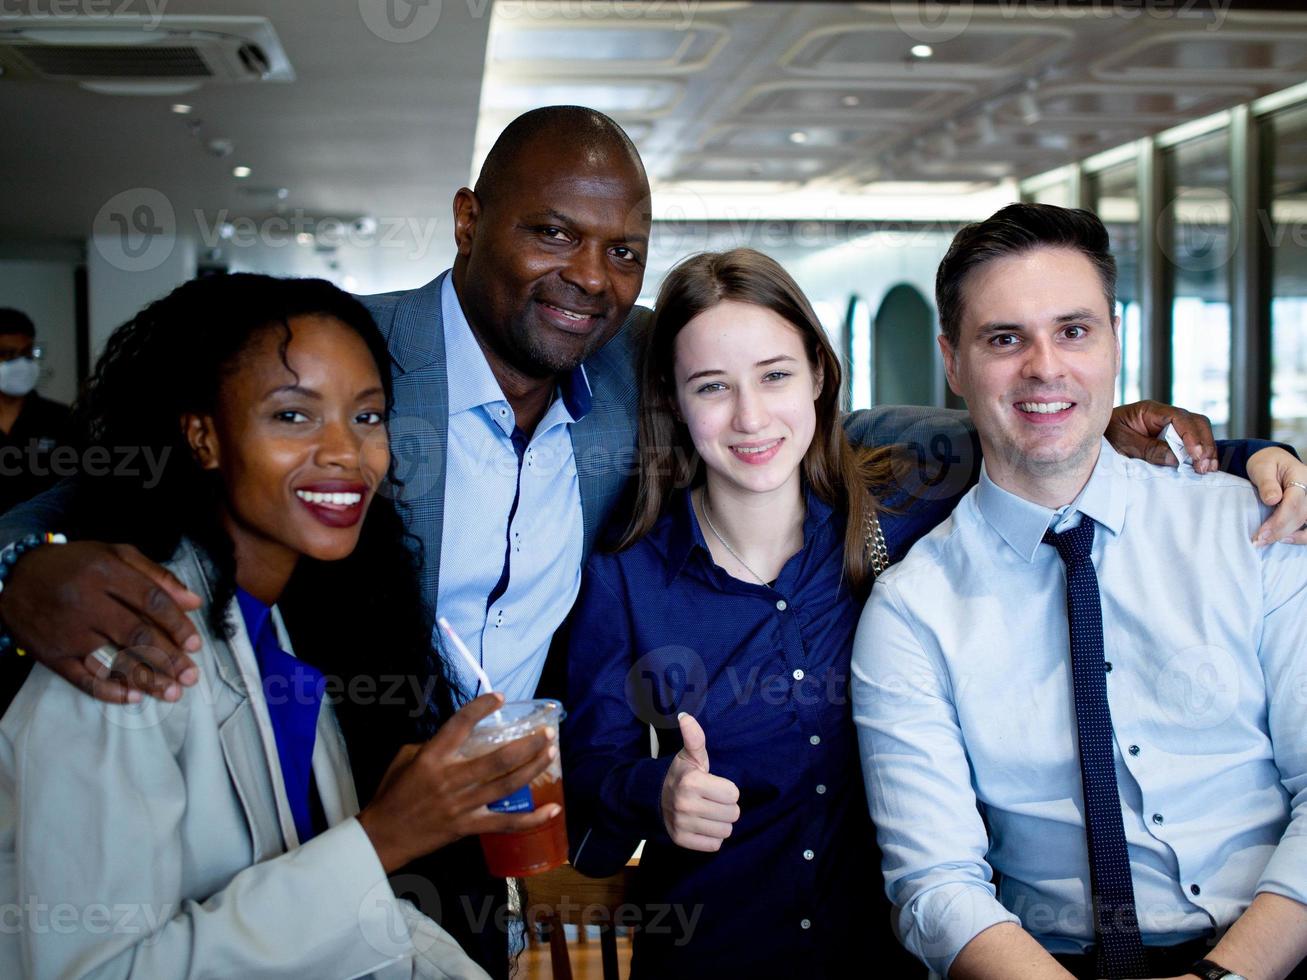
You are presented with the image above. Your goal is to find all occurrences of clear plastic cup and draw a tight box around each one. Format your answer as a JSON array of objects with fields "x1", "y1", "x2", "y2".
[{"x1": 461, "y1": 698, "x2": 567, "y2": 877}]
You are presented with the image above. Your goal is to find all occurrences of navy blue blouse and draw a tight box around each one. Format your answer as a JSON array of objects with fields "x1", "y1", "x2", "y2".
[{"x1": 561, "y1": 487, "x2": 930, "y2": 979}]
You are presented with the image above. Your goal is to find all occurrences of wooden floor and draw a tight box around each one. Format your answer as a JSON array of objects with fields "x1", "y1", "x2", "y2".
[{"x1": 522, "y1": 928, "x2": 634, "y2": 979}]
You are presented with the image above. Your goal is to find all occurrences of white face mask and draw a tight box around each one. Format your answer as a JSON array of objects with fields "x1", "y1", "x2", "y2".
[{"x1": 0, "y1": 357, "x2": 40, "y2": 397}]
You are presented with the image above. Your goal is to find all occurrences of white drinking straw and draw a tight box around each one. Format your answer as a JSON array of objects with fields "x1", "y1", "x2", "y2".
[{"x1": 437, "y1": 616, "x2": 496, "y2": 695}]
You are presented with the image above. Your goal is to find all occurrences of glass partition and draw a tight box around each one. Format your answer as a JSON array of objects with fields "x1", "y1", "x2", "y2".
[
  {"x1": 1088, "y1": 159, "x2": 1143, "y2": 406},
  {"x1": 1265, "y1": 104, "x2": 1307, "y2": 454},
  {"x1": 1164, "y1": 130, "x2": 1233, "y2": 438}
]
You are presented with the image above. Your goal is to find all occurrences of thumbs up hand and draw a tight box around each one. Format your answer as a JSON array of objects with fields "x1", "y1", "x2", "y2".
[{"x1": 660, "y1": 712, "x2": 742, "y2": 852}]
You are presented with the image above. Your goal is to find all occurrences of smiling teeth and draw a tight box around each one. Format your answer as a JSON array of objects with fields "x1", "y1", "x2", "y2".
[
  {"x1": 296, "y1": 490, "x2": 362, "y2": 506},
  {"x1": 546, "y1": 303, "x2": 590, "y2": 321},
  {"x1": 1018, "y1": 402, "x2": 1072, "y2": 414},
  {"x1": 734, "y1": 440, "x2": 780, "y2": 454}
]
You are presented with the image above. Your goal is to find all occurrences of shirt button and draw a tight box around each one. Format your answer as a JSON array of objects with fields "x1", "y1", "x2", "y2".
[
  {"x1": 1105, "y1": 661, "x2": 1113, "y2": 673},
  {"x1": 792, "y1": 669, "x2": 805, "y2": 681},
  {"x1": 809, "y1": 735, "x2": 821, "y2": 746},
  {"x1": 1128, "y1": 745, "x2": 1140, "y2": 756},
  {"x1": 1190, "y1": 883, "x2": 1201, "y2": 896},
  {"x1": 799, "y1": 918, "x2": 811, "y2": 930},
  {"x1": 1152, "y1": 813, "x2": 1164, "y2": 825},
  {"x1": 803, "y1": 849, "x2": 814, "y2": 861},
  {"x1": 815, "y1": 784, "x2": 827, "y2": 795},
  {"x1": 776, "y1": 599, "x2": 788, "y2": 611}
]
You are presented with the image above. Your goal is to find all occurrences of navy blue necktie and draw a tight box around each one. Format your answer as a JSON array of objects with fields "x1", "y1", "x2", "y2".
[{"x1": 1043, "y1": 519, "x2": 1149, "y2": 979}]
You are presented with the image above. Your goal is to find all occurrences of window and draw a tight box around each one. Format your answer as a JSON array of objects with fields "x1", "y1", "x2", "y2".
[
  {"x1": 1265, "y1": 103, "x2": 1307, "y2": 455},
  {"x1": 1164, "y1": 130, "x2": 1233, "y2": 438},
  {"x1": 844, "y1": 295, "x2": 873, "y2": 411},
  {"x1": 1087, "y1": 160, "x2": 1143, "y2": 406}
]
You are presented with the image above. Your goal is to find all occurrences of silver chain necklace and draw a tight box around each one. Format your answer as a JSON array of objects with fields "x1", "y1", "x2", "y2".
[{"x1": 699, "y1": 485, "x2": 771, "y2": 588}]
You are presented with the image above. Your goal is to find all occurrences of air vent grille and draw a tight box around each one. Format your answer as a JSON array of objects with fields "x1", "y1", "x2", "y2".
[{"x1": 15, "y1": 44, "x2": 213, "y2": 78}]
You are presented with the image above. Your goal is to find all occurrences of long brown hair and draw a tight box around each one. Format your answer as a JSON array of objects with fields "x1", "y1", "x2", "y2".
[{"x1": 617, "y1": 248, "x2": 896, "y2": 598}]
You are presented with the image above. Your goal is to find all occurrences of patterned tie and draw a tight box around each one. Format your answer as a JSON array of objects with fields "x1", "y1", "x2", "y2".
[{"x1": 1043, "y1": 519, "x2": 1149, "y2": 979}]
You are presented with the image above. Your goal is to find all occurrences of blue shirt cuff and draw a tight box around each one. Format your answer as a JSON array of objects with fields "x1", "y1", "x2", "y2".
[{"x1": 900, "y1": 881, "x2": 1022, "y2": 977}]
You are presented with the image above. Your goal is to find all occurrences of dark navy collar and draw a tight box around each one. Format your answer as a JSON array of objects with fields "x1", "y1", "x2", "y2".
[{"x1": 664, "y1": 483, "x2": 835, "y2": 586}]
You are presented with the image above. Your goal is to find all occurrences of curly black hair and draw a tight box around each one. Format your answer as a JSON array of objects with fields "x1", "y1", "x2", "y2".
[{"x1": 71, "y1": 272, "x2": 460, "y2": 800}]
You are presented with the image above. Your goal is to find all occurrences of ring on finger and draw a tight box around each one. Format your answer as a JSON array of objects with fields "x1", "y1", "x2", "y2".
[
  {"x1": 89, "y1": 644, "x2": 119, "y2": 673},
  {"x1": 1288, "y1": 481, "x2": 1307, "y2": 493}
]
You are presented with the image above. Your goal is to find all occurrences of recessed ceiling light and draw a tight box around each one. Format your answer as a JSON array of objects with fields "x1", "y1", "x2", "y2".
[
  {"x1": 910, "y1": 44, "x2": 934, "y2": 58},
  {"x1": 841, "y1": 95, "x2": 860, "y2": 108},
  {"x1": 789, "y1": 131, "x2": 808, "y2": 144},
  {"x1": 232, "y1": 166, "x2": 252, "y2": 178},
  {"x1": 296, "y1": 232, "x2": 314, "y2": 245},
  {"x1": 171, "y1": 103, "x2": 192, "y2": 114}
]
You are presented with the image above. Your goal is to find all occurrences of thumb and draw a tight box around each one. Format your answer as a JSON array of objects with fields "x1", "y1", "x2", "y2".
[
  {"x1": 1256, "y1": 466, "x2": 1284, "y2": 506},
  {"x1": 677, "y1": 712, "x2": 709, "y2": 772}
]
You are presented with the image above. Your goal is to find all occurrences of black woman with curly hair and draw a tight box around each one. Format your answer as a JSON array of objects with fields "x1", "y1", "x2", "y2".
[{"x1": 0, "y1": 274, "x2": 558, "y2": 978}]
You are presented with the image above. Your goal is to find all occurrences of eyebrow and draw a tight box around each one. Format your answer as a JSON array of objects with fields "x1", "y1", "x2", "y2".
[
  {"x1": 977, "y1": 308, "x2": 1106, "y2": 334},
  {"x1": 264, "y1": 384, "x2": 385, "y2": 401},
  {"x1": 529, "y1": 208, "x2": 650, "y2": 247},
  {"x1": 686, "y1": 354, "x2": 797, "y2": 383}
]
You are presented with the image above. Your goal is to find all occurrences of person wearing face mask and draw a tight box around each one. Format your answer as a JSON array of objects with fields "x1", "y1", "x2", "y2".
[{"x1": 0, "y1": 308, "x2": 70, "y2": 517}]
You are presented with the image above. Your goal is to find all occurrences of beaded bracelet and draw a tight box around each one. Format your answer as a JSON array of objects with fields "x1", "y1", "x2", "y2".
[{"x1": 0, "y1": 532, "x2": 68, "y2": 656}]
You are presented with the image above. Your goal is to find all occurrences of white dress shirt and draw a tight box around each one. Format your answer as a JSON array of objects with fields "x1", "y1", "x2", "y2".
[{"x1": 852, "y1": 440, "x2": 1307, "y2": 977}]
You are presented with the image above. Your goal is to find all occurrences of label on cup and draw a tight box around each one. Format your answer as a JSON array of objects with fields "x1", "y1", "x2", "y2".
[{"x1": 489, "y1": 785, "x2": 534, "y2": 814}]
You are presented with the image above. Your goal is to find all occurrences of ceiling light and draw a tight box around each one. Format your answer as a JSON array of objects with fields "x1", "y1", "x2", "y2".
[
  {"x1": 296, "y1": 232, "x2": 314, "y2": 245},
  {"x1": 910, "y1": 44, "x2": 934, "y2": 59},
  {"x1": 841, "y1": 95, "x2": 860, "y2": 108},
  {"x1": 232, "y1": 165, "x2": 251, "y2": 178},
  {"x1": 789, "y1": 131, "x2": 808, "y2": 144},
  {"x1": 171, "y1": 103, "x2": 193, "y2": 114}
]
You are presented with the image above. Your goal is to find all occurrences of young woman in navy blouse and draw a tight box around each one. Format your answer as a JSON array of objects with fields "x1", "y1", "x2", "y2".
[
  {"x1": 560, "y1": 247, "x2": 1304, "y2": 980},
  {"x1": 561, "y1": 249, "x2": 933, "y2": 979}
]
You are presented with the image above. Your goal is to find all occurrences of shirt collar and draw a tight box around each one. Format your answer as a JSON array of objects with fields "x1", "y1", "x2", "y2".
[
  {"x1": 664, "y1": 483, "x2": 835, "y2": 585},
  {"x1": 441, "y1": 274, "x2": 592, "y2": 424},
  {"x1": 975, "y1": 437, "x2": 1127, "y2": 562}
]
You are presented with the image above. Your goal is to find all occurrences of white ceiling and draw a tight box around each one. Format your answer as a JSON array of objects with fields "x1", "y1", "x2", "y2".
[
  {"x1": 2, "y1": 0, "x2": 1307, "y2": 254},
  {"x1": 0, "y1": 0, "x2": 491, "y2": 245},
  {"x1": 481, "y1": 1, "x2": 1307, "y2": 194}
]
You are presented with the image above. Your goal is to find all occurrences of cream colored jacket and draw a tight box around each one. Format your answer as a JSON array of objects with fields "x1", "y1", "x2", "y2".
[{"x1": 0, "y1": 540, "x2": 487, "y2": 980}]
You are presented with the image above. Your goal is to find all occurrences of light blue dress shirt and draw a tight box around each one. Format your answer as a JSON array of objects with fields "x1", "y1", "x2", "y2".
[
  {"x1": 852, "y1": 439, "x2": 1307, "y2": 977},
  {"x1": 436, "y1": 275, "x2": 590, "y2": 703}
]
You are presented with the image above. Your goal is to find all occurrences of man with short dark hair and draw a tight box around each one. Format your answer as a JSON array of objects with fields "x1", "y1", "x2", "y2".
[
  {"x1": 853, "y1": 203, "x2": 1307, "y2": 980},
  {"x1": 0, "y1": 308, "x2": 69, "y2": 517}
]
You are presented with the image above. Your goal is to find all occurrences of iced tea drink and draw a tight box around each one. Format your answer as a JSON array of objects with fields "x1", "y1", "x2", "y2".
[{"x1": 461, "y1": 699, "x2": 568, "y2": 877}]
